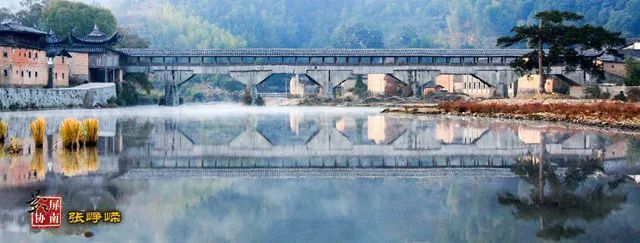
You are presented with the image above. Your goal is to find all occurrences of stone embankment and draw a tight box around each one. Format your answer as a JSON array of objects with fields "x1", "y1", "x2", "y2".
[
  {"x1": 0, "y1": 83, "x2": 116, "y2": 110},
  {"x1": 384, "y1": 99, "x2": 640, "y2": 130}
]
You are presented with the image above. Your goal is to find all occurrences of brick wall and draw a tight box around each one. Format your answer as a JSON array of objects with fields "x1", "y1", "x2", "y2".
[
  {"x1": 0, "y1": 46, "x2": 48, "y2": 87},
  {"x1": 0, "y1": 46, "x2": 71, "y2": 87},
  {"x1": 68, "y1": 52, "x2": 89, "y2": 82}
]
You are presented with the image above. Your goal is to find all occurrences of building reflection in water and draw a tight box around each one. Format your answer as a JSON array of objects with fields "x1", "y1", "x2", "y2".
[
  {"x1": 289, "y1": 111, "x2": 303, "y2": 136},
  {"x1": 0, "y1": 111, "x2": 639, "y2": 239}
]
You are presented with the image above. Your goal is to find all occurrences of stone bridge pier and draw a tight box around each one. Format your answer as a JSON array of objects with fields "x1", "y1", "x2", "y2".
[
  {"x1": 306, "y1": 70, "x2": 353, "y2": 99},
  {"x1": 391, "y1": 70, "x2": 441, "y2": 97},
  {"x1": 154, "y1": 70, "x2": 194, "y2": 106},
  {"x1": 229, "y1": 70, "x2": 272, "y2": 104}
]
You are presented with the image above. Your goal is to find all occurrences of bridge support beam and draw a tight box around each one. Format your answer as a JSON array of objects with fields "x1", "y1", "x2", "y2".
[
  {"x1": 155, "y1": 70, "x2": 194, "y2": 106},
  {"x1": 392, "y1": 70, "x2": 441, "y2": 97},
  {"x1": 306, "y1": 70, "x2": 353, "y2": 99},
  {"x1": 229, "y1": 70, "x2": 272, "y2": 104},
  {"x1": 474, "y1": 70, "x2": 519, "y2": 98}
]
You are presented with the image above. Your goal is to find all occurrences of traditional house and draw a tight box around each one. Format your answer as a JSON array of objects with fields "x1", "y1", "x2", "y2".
[
  {"x1": 367, "y1": 74, "x2": 411, "y2": 97},
  {"x1": 624, "y1": 38, "x2": 640, "y2": 50},
  {"x1": 422, "y1": 81, "x2": 444, "y2": 95},
  {"x1": 509, "y1": 74, "x2": 580, "y2": 97},
  {"x1": 0, "y1": 21, "x2": 121, "y2": 88},
  {"x1": 0, "y1": 20, "x2": 71, "y2": 87},
  {"x1": 435, "y1": 74, "x2": 495, "y2": 98},
  {"x1": 289, "y1": 74, "x2": 319, "y2": 97},
  {"x1": 47, "y1": 24, "x2": 123, "y2": 83}
]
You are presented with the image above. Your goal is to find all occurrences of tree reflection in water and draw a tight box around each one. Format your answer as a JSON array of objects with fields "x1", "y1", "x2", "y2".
[{"x1": 498, "y1": 148, "x2": 627, "y2": 240}]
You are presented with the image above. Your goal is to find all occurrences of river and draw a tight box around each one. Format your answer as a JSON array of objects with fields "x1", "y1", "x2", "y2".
[{"x1": 1, "y1": 104, "x2": 639, "y2": 242}]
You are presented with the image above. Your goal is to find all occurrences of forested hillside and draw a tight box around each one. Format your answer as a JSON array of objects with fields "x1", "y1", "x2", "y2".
[
  {"x1": 101, "y1": 0, "x2": 640, "y2": 48},
  {"x1": 3, "y1": 0, "x2": 640, "y2": 48}
]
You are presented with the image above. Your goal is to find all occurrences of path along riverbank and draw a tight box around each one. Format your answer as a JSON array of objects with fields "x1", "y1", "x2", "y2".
[{"x1": 383, "y1": 99, "x2": 640, "y2": 130}]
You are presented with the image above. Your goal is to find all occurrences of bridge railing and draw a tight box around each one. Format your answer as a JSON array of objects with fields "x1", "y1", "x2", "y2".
[{"x1": 124, "y1": 56, "x2": 518, "y2": 67}]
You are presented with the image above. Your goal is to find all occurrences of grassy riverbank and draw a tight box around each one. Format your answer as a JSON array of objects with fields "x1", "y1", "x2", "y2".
[{"x1": 383, "y1": 99, "x2": 640, "y2": 130}]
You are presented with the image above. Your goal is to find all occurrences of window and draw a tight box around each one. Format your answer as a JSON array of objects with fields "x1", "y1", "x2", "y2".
[
  {"x1": 35, "y1": 72, "x2": 37, "y2": 77},
  {"x1": 3, "y1": 70, "x2": 7, "y2": 77},
  {"x1": 21, "y1": 71, "x2": 24, "y2": 77},
  {"x1": 35, "y1": 53, "x2": 38, "y2": 59},
  {"x1": 62, "y1": 73, "x2": 64, "y2": 79},
  {"x1": 61, "y1": 57, "x2": 64, "y2": 64},
  {"x1": 28, "y1": 71, "x2": 31, "y2": 77},
  {"x1": 2, "y1": 52, "x2": 7, "y2": 58},
  {"x1": 28, "y1": 52, "x2": 31, "y2": 58},
  {"x1": 55, "y1": 73, "x2": 58, "y2": 79}
]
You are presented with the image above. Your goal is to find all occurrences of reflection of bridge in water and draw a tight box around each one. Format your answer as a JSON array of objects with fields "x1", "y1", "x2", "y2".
[{"x1": 119, "y1": 113, "x2": 609, "y2": 178}]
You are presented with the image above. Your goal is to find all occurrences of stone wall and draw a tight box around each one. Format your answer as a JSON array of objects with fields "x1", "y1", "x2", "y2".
[
  {"x1": 570, "y1": 86, "x2": 634, "y2": 99},
  {"x1": 0, "y1": 83, "x2": 116, "y2": 110}
]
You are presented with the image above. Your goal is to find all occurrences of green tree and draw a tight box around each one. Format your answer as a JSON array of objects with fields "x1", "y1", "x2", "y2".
[
  {"x1": 116, "y1": 27, "x2": 150, "y2": 48},
  {"x1": 624, "y1": 58, "x2": 640, "y2": 86},
  {"x1": 497, "y1": 10, "x2": 624, "y2": 93},
  {"x1": 40, "y1": 0, "x2": 117, "y2": 37},
  {"x1": 14, "y1": 0, "x2": 45, "y2": 28},
  {"x1": 0, "y1": 8, "x2": 14, "y2": 21},
  {"x1": 498, "y1": 155, "x2": 627, "y2": 241},
  {"x1": 352, "y1": 75, "x2": 368, "y2": 98},
  {"x1": 331, "y1": 22, "x2": 384, "y2": 49}
]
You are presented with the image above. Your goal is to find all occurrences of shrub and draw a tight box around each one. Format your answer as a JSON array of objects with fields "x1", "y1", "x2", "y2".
[
  {"x1": 29, "y1": 118, "x2": 46, "y2": 148},
  {"x1": 242, "y1": 88, "x2": 253, "y2": 105},
  {"x1": 5, "y1": 137, "x2": 23, "y2": 154},
  {"x1": 585, "y1": 85, "x2": 607, "y2": 99},
  {"x1": 0, "y1": 120, "x2": 7, "y2": 144},
  {"x1": 627, "y1": 88, "x2": 640, "y2": 103},
  {"x1": 60, "y1": 118, "x2": 81, "y2": 149},
  {"x1": 255, "y1": 95, "x2": 265, "y2": 106},
  {"x1": 81, "y1": 119, "x2": 100, "y2": 146},
  {"x1": 612, "y1": 91, "x2": 628, "y2": 102}
]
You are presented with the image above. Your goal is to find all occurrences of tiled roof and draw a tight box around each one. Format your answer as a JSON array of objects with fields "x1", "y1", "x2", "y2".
[
  {"x1": 116, "y1": 48, "x2": 537, "y2": 57},
  {"x1": 47, "y1": 46, "x2": 117, "y2": 54},
  {"x1": 626, "y1": 38, "x2": 640, "y2": 46},
  {"x1": 0, "y1": 20, "x2": 46, "y2": 35},
  {"x1": 71, "y1": 32, "x2": 120, "y2": 44},
  {"x1": 422, "y1": 81, "x2": 443, "y2": 88},
  {"x1": 622, "y1": 49, "x2": 640, "y2": 60},
  {"x1": 46, "y1": 33, "x2": 68, "y2": 44},
  {"x1": 45, "y1": 47, "x2": 72, "y2": 57}
]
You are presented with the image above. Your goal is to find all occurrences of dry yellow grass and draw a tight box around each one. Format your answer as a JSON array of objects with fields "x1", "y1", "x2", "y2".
[
  {"x1": 60, "y1": 149, "x2": 81, "y2": 176},
  {"x1": 30, "y1": 149, "x2": 45, "y2": 179},
  {"x1": 81, "y1": 119, "x2": 99, "y2": 146},
  {"x1": 0, "y1": 120, "x2": 7, "y2": 143},
  {"x1": 60, "y1": 118, "x2": 81, "y2": 149},
  {"x1": 6, "y1": 137, "x2": 23, "y2": 154},
  {"x1": 29, "y1": 118, "x2": 46, "y2": 148},
  {"x1": 79, "y1": 148, "x2": 100, "y2": 172}
]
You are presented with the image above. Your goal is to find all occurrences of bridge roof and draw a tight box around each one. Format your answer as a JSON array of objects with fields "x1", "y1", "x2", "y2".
[{"x1": 116, "y1": 48, "x2": 534, "y2": 57}]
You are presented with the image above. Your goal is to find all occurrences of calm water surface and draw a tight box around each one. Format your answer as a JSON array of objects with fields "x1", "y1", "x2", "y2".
[{"x1": 1, "y1": 104, "x2": 640, "y2": 242}]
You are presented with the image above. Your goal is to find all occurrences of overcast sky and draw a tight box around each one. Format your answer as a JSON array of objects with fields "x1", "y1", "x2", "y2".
[
  {"x1": 0, "y1": 1, "x2": 21, "y2": 10},
  {"x1": 0, "y1": 0, "x2": 113, "y2": 12}
]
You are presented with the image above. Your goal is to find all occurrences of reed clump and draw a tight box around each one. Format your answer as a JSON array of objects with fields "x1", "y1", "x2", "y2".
[
  {"x1": 29, "y1": 117, "x2": 46, "y2": 148},
  {"x1": 5, "y1": 137, "x2": 23, "y2": 154},
  {"x1": 0, "y1": 120, "x2": 7, "y2": 144},
  {"x1": 60, "y1": 118, "x2": 81, "y2": 149},
  {"x1": 81, "y1": 119, "x2": 99, "y2": 146}
]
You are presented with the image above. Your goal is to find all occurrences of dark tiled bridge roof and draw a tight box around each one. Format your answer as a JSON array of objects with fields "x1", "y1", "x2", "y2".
[{"x1": 116, "y1": 48, "x2": 535, "y2": 57}]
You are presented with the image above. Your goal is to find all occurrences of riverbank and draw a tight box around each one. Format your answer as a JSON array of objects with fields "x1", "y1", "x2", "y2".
[
  {"x1": 383, "y1": 99, "x2": 640, "y2": 130},
  {"x1": 0, "y1": 83, "x2": 116, "y2": 111}
]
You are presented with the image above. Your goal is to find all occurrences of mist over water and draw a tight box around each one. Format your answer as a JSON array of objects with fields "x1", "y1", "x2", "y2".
[{"x1": 1, "y1": 104, "x2": 640, "y2": 242}]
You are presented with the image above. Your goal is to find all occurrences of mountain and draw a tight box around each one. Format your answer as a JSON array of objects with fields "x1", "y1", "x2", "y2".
[{"x1": 79, "y1": 0, "x2": 640, "y2": 48}]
